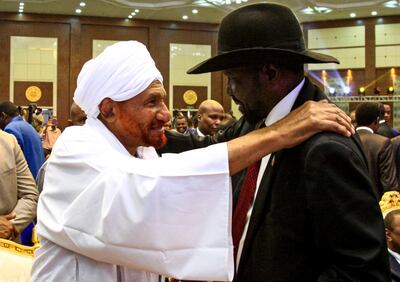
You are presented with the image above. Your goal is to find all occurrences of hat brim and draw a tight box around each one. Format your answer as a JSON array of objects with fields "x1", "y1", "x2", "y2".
[{"x1": 187, "y1": 48, "x2": 339, "y2": 74}]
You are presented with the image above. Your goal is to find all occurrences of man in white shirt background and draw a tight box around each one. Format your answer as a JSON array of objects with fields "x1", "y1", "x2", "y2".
[{"x1": 195, "y1": 99, "x2": 225, "y2": 137}]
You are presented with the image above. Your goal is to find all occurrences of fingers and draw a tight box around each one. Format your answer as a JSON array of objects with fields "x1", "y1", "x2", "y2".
[
  {"x1": 4, "y1": 213, "x2": 16, "y2": 220},
  {"x1": 306, "y1": 100, "x2": 355, "y2": 136}
]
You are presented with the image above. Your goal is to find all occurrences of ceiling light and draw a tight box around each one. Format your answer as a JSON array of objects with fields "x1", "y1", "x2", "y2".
[
  {"x1": 19, "y1": 9, "x2": 23, "y2": 13},
  {"x1": 75, "y1": 8, "x2": 82, "y2": 14},
  {"x1": 384, "y1": 0, "x2": 400, "y2": 8},
  {"x1": 80, "y1": 2, "x2": 86, "y2": 7},
  {"x1": 131, "y1": 12, "x2": 136, "y2": 16},
  {"x1": 19, "y1": 2, "x2": 24, "y2": 6},
  {"x1": 135, "y1": 9, "x2": 139, "y2": 13},
  {"x1": 192, "y1": 9, "x2": 198, "y2": 14},
  {"x1": 182, "y1": 15, "x2": 188, "y2": 20},
  {"x1": 328, "y1": 87, "x2": 336, "y2": 95},
  {"x1": 196, "y1": 0, "x2": 247, "y2": 5},
  {"x1": 358, "y1": 87, "x2": 365, "y2": 95},
  {"x1": 343, "y1": 86, "x2": 351, "y2": 95},
  {"x1": 301, "y1": 6, "x2": 332, "y2": 15},
  {"x1": 371, "y1": 11, "x2": 378, "y2": 16},
  {"x1": 350, "y1": 12, "x2": 356, "y2": 18},
  {"x1": 388, "y1": 86, "x2": 395, "y2": 94},
  {"x1": 128, "y1": 15, "x2": 133, "y2": 19}
]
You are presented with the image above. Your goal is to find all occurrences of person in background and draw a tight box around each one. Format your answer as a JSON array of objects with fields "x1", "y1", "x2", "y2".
[
  {"x1": 174, "y1": 113, "x2": 189, "y2": 134},
  {"x1": 217, "y1": 113, "x2": 237, "y2": 133},
  {"x1": 40, "y1": 117, "x2": 62, "y2": 158},
  {"x1": 0, "y1": 101, "x2": 45, "y2": 178},
  {"x1": 382, "y1": 104, "x2": 400, "y2": 137},
  {"x1": 161, "y1": 3, "x2": 389, "y2": 281},
  {"x1": 70, "y1": 102, "x2": 87, "y2": 126},
  {"x1": 32, "y1": 107, "x2": 44, "y2": 133},
  {"x1": 0, "y1": 130, "x2": 38, "y2": 242},
  {"x1": 355, "y1": 102, "x2": 398, "y2": 199},
  {"x1": 196, "y1": 99, "x2": 225, "y2": 136},
  {"x1": 378, "y1": 103, "x2": 396, "y2": 138},
  {"x1": 31, "y1": 40, "x2": 353, "y2": 282},
  {"x1": 385, "y1": 209, "x2": 400, "y2": 282},
  {"x1": 381, "y1": 191, "x2": 400, "y2": 282},
  {"x1": 0, "y1": 101, "x2": 44, "y2": 246},
  {"x1": 164, "y1": 120, "x2": 172, "y2": 131}
]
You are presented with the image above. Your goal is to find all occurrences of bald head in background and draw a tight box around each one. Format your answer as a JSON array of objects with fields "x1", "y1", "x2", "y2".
[
  {"x1": 70, "y1": 102, "x2": 87, "y2": 126},
  {"x1": 197, "y1": 99, "x2": 224, "y2": 136}
]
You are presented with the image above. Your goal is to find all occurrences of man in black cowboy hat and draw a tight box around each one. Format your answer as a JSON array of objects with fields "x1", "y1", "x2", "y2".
[{"x1": 161, "y1": 3, "x2": 389, "y2": 281}]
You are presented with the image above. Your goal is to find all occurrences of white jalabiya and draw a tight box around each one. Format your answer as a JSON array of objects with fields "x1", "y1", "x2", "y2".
[
  {"x1": 73, "y1": 41, "x2": 163, "y2": 118},
  {"x1": 31, "y1": 117, "x2": 234, "y2": 282}
]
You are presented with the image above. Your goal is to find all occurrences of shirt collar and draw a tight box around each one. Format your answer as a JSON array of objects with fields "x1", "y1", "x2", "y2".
[
  {"x1": 11, "y1": 115, "x2": 23, "y2": 122},
  {"x1": 264, "y1": 78, "x2": 305, "y2": 127},
  {"x1": 196, "y1": 127, "x2": 205, "y2": 137},
  {"x1": 388, "y1": 248, "x2": 400, "y2": 265},
  {"x1": 356, "y1": 126, "x2": 374, "y2": 134}
]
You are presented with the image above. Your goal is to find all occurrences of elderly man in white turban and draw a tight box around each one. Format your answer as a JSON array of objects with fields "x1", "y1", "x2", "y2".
[{"x1": 31, "y1": 41, "x2": 353, "y2": 282}]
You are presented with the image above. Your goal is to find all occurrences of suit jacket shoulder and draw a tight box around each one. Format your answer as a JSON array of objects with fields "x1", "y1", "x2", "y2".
[{"x1": 0, "y1": 130, "x2": 38, "y2": 233}]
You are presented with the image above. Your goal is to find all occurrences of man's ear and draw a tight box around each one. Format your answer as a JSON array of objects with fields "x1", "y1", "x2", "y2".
[
  {"x1": 386, "y1": 228, "x2": 392, "y2": 242},
  {"x1": 259, "y1": 64, "x2": 278, "y2": 81},
  {"x1": 99, "y1": 98, "x2": 117, "y2": 122}
]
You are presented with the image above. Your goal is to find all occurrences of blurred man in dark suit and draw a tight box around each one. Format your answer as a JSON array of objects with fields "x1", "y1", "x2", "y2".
[
  {"x1": 356, "y1": 102, "x2": 398, "y2": 199},
  {"x1": 378, "y1": 103, "x2": 396, "y2": 138}
]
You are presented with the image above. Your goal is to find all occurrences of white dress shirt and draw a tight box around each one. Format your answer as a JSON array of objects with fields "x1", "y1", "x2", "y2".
[{"x1": 236, "y1": 78, "x2": 305, "y2": 268}]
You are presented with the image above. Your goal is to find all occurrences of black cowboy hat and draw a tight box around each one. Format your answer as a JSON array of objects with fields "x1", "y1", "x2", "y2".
[{"x1": 187, "y1": 3, "x2": 339, "y2": 74}]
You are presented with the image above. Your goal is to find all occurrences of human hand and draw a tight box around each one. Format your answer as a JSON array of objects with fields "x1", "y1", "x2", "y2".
[
  {"x1": 0, "y1": 213, "x2": 19, "y2": 240},
  {"x1": 271, "y1": 100, "x2": 354, "y2": 149}
]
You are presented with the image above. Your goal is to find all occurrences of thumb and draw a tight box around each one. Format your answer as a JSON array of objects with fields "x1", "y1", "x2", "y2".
[{"x1": 4, "y1": 213, "x2": 16, "y2": 220}]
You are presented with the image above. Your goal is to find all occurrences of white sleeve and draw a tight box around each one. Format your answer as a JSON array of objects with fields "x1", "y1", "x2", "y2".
[{"x1": 37, "y1": 142, "x2": 233, "y2": 281}]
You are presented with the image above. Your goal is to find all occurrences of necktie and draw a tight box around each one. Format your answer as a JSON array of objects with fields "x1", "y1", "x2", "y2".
[{"x1": 232, "y1": 160, "x2": 261, "y2": 262}]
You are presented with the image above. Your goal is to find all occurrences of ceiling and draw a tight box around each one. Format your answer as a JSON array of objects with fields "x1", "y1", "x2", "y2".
[{"x1": 0, "y1": 0, "x2": 399, "y2": 24}]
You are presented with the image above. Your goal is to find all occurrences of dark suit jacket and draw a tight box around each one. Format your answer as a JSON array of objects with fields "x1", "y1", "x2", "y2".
[
  {"x1": 391, "y1": 136, "x2": 400, "y2": 183},
  {"x1": 357, "y1": 128, "x2": 398, "y2": 198},
  {"x1": 161, "y1": 77, "x2": 390, "y2": 281},
  {"x1": 389, "y1": 252, "x2": 400, "y2": 282},
  {"x1": 378, "y1": 122, "x2": 395, "y2": 139}
]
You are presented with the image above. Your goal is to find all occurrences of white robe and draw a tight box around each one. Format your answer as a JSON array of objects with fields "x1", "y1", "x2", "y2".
[{"x1": 31, "y1": 118, "x2": 234, "y2": 282}]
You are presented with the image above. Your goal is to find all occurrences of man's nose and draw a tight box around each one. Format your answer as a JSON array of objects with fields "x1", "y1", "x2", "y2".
[{"x1": 158, "y1": 102, "x2": 171, "y2": 122}]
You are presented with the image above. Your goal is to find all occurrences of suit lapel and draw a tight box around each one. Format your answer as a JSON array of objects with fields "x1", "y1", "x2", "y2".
[
  {"x1": 237, "y1": 77, "x2": 322, "y2": 269},
  {"x1": 389, "y1": 253, "x2": 400, "y2": 279}
]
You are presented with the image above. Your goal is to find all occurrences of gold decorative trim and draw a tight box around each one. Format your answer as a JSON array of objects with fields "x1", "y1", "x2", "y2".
[
  {"x1": 380, "y1": 191, "x2": 400, "y2": 218},
  {"x1": 0, "y1": 239, "x2": 39, "y2": 257}
]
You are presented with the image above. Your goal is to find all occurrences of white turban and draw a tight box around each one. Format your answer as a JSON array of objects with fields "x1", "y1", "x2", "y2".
[{"x1": 73, "y1": 41, "x2": 163, "y2": 118}]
